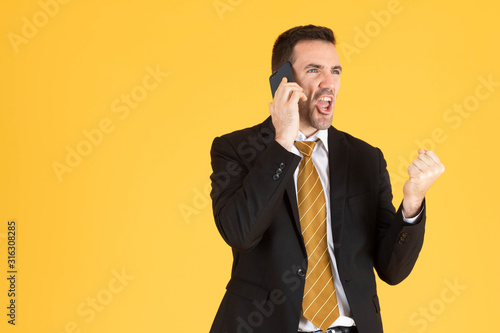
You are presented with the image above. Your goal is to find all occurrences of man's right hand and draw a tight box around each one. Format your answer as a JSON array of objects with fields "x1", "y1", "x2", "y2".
[{"x1": 268, "y1": 77, "x2": 307, "y2": 151}]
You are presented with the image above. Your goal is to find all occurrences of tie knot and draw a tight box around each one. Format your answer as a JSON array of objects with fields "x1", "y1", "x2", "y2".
[{"x1": 294, "y1": 141, "x2": 317, "y2": 157}]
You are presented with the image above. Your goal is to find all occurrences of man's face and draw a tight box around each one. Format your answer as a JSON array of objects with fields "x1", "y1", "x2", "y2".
[{"x1": 291, "y1": 40, "x2": 342, "y2": 136}]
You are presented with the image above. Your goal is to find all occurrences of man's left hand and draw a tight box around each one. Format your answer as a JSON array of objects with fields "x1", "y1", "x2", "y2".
[{"x1": 402, "y1": 150, "x2": 445, "y2": 218}]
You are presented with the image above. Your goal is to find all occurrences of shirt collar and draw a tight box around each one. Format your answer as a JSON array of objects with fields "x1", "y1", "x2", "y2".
[{"x1": 295, "y1": 129, "x2": 329, "y2": 152}]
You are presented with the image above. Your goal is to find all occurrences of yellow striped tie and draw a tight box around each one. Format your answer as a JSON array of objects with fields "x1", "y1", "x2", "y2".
[{"x1": 295, "y1": 140, "x2": 339, "y2": 332}]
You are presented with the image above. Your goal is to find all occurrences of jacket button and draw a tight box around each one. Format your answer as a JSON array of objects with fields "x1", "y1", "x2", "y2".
[
  {"x1": 280, "y1": 163, "x2": 285, "y2": 169},
  {"x1": 273, "y1": 174, "x2": 280, "y2": 180},
  {"x1": 297, "y1": 268, "x2": 306, "y2": 277},
  {"x1": 276, "y1": 168, "x2": 283, "y2": 174}
]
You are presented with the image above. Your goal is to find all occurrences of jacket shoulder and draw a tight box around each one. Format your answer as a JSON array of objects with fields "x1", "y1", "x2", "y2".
[
  {"x1": 210, "y1": 117, "x2": 278, "y2": 166},
  {"x1": 332, "y1": 127, "x2": 380, "y2": 153},
  {"x1": 217, "y1": 117, "x2": 274, "y2": 143},
  {"x1": 212, "y1": 118, "x2": 275, "y2": 155}
]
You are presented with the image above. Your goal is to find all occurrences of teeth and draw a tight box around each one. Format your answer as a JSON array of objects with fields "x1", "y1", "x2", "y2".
[{"x1": 319, "y1": 96, "x2": 332, "y2": 102}]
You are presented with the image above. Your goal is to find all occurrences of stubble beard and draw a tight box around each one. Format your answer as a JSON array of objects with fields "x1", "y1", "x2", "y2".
[{"x1": 298, "y1": 97, "x2": 334, "y2": 133}]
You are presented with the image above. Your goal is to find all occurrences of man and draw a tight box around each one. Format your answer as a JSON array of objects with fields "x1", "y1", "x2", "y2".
[{"x1": 209, "y1": 25, "x2": 444, "y2": 333}]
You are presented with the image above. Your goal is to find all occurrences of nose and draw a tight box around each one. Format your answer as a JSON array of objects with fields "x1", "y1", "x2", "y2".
[{"x1": 319, "y1": 72, "x2": 338, "y2": 92}]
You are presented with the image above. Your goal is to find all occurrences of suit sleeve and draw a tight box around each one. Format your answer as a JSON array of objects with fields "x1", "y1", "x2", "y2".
[
  {"x1": 210, "y1": 136, "x2": 301, "y2": 252},
  {"x1": 374, "y1": 148, "x2": 426, "y2": 285}
]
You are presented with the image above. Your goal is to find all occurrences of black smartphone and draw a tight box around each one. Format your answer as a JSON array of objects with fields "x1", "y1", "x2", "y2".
[{"x1": 269, "y1": 62, "x2": 294, "y2": 98}]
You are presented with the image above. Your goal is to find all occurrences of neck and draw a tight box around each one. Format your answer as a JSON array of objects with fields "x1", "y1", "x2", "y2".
[{"x1": 300, "y1": 127, "x2": 319, "y2": 139}]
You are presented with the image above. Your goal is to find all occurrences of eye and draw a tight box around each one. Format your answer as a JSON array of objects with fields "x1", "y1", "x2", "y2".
[
  {"x1": 332, "y1": 69, "x2": 341, "y2": 75},
  {"x1": 307, "y1": 68, "x2": 318, "y2": 73}
]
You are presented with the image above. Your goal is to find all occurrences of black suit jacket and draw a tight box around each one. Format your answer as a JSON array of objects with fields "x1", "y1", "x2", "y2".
[{"x1": 209, "y1": 117, "x2": 426, "y2": 333}]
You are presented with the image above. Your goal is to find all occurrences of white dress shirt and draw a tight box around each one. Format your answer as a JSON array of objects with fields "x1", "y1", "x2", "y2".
[{"x1": 292, "y1": 130, "x2": 420, "y2": 331}]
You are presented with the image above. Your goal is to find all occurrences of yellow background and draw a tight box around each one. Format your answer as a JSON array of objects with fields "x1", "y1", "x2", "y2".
[{"x1": 1, "y1": 0, "x2": 499, "y2": 332}]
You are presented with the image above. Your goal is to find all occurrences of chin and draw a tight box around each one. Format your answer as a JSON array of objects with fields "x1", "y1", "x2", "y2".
[{"x1": 312, "y1": 115, "x2": 333, "y2": 130}]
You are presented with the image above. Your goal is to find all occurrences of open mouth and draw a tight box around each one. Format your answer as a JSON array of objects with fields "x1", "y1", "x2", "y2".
[{"x1": 315, "y1": 95, "x2": 334, "y2": 114}]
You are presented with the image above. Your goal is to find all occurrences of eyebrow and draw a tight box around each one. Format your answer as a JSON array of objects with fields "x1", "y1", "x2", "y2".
[{"x1": 304, "y1": 64, "x2": 343, "y2": 73}]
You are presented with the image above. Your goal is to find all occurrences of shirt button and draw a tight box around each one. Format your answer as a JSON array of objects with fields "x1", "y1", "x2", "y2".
[{"x1": 297, "y1": 268, "x2": 306, "y2": 277}]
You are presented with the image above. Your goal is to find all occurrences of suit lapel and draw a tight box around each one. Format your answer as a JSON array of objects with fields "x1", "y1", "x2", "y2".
[{"x1": 328, "y1": 126, "x2": 349, "y2": 252}]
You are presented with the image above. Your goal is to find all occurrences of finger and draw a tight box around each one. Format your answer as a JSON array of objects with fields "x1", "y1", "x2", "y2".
[
  {"x1": 277, "y1": 80, "x2": 303, "y2": 93},
  {"x1": 423, "y1": 150, "x2": 443, "y2": 166},
  {"x1": 275, "y1": 85, "x2": 305, "y2": 104},
  {"x1": 407, "y1": 163, "x2": 420, "y2": 179},
  {"x1": 411, "y1": 158, "x2": 428, "y2": 173},
  {"x1": 416, "y1": 153, "x2": 438, "y2": 168},
  {"x1": 289, "y1": 90, "x2": 307, "y2": 105},
  {"x1": 274, "y1": 78, "x2": 301, "y2": 98},
  {"x1": 272, "y1": 77, "x2": 288, "y2": 102},
  {"x1": 277, "y1": 83, "x2": 304, "y2": 96}
]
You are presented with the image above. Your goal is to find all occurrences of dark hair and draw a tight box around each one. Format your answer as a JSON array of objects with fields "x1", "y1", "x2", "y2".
[{"x1": 271, "y1": 25, "x2": 336, "y2": 73}]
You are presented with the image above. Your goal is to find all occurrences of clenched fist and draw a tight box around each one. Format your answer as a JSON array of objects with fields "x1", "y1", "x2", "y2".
[{"x1": 402, "y1": 150, "x2": 445, "y2": 218}]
